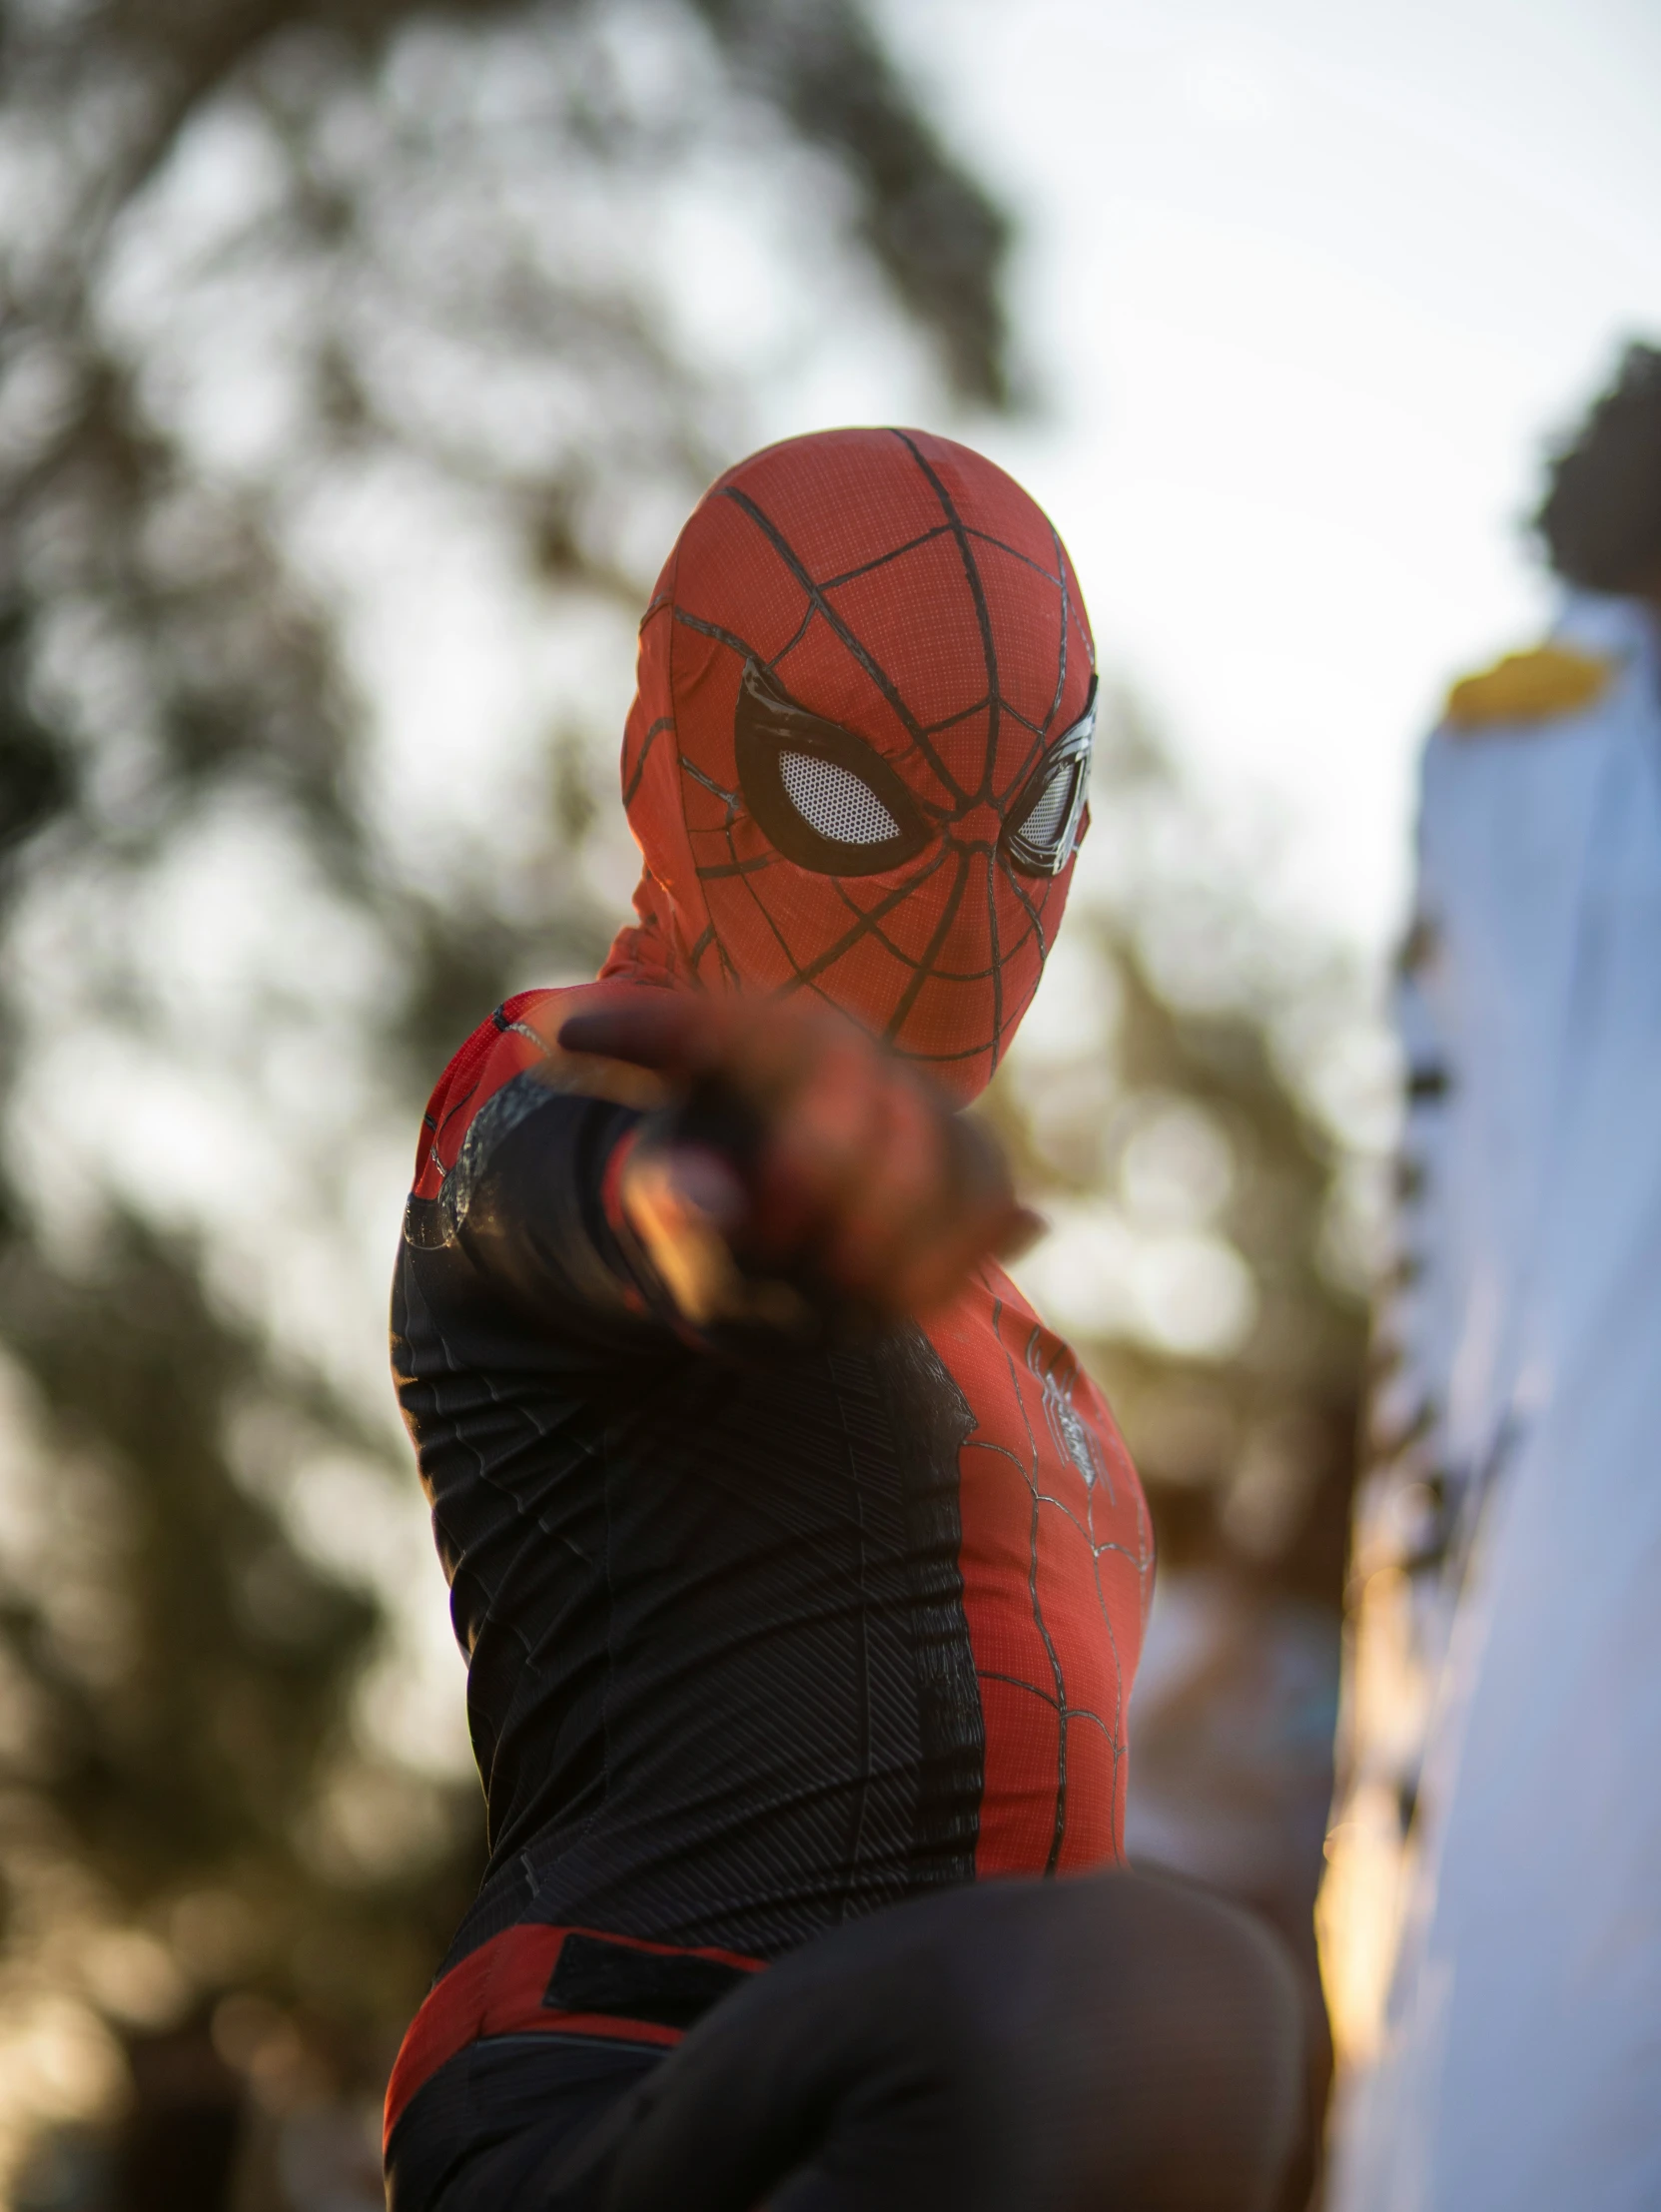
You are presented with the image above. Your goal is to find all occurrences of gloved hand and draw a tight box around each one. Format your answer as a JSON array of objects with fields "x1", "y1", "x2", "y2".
[{"x1": 558, "y1": 994, "x2": 1039, "y2": 1331}]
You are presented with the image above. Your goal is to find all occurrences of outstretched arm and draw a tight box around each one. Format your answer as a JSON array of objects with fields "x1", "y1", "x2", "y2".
[
  {"x1": 559, "y1": 992, "x2": 1038, "y2": 1337},
  {"x1": 403, "y1": 984, "x2": 1034, "y2": 1353}
]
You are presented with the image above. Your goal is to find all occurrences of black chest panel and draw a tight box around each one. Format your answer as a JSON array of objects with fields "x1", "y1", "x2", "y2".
[{"x1": 394, "y1": 1189, "x2": 985, "y2": 1970}]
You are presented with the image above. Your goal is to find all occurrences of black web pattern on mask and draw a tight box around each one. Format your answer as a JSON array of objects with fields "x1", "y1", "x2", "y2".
[
  {"x1": 676, "y1": 428, "x2": 1092, "y2": 1075},
  {"x1": 966, "y1": 1291, "x2": 1155, "y2": 1872}
]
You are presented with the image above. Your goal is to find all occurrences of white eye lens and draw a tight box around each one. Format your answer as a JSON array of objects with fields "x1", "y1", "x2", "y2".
[
  {"x1": 1019, "y1": 763, "x2": 1077, "y2": 853},
  {"x1": 780, "y1": 750, "x2": 903, "y2": 845}
]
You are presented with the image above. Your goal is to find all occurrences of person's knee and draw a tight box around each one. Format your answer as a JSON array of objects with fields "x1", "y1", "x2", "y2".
[
  {"x1": 999, "y1": 1870, "x2": 1308, "y2": 2211},
  {"x1": 604, "y1": 1871, "x2": 1310, "y2": 2212}
]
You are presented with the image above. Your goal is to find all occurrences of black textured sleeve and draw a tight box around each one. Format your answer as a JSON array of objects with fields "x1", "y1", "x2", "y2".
[{"x1": 403, "y1": 1070, "x2": 672, "y2": 1348}]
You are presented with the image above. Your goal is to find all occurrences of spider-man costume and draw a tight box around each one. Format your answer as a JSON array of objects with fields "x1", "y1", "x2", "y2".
[{"x1": 385, "y1": 430, "x2": 1208, "y2": 2210}]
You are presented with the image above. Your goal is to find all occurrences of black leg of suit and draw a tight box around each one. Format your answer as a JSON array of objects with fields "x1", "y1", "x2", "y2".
[{"x1": 522, "y1": 1869, "x2": 1312, "y2": 2212}]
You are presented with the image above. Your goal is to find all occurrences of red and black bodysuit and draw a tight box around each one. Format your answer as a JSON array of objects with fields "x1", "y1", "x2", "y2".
[{"x1": 385, "y1": 430, "x2": 1155, "y2": 2210}]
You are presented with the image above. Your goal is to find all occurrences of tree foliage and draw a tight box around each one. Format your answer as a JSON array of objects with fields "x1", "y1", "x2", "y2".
[{"x1": 993, "y1": 693, "x2": 1368, "y2": 1594}]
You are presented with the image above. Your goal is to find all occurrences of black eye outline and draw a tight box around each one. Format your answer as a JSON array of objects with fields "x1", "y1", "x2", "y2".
[
  {"x1": 733, "y1": 658, "x2": 931, "y2": 878},
  {"x1": 1001, "y1": 677, "x2": 1098, "y2": 879}
]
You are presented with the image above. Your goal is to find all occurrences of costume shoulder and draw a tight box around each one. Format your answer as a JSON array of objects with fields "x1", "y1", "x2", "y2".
[
  {"x1": 1441, "y1": 642, "x2": 1613, "y2": 735},
  {"x1": 411, "y1": 983, "x2": 669, "y2": 1202}
]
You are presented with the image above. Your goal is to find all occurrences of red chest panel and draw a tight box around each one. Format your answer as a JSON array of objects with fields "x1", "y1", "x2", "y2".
[{"x1": 926, "y1": 1265, "x2": 1153, "y2": 1875}]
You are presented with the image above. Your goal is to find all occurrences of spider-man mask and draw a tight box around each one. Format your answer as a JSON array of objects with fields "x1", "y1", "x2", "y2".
[{"x1": 602, "y1": 426, "x2": 1096, "y2": 1103}]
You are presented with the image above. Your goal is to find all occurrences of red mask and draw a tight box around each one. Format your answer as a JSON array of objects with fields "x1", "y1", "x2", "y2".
[{"x1": 602, "y1": 427, "x2": 1096, "y2": 1103}]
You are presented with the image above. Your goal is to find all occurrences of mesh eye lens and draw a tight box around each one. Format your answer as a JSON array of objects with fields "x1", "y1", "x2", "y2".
[
  {"x1": 1002, "y1": 678, "x2": 1097, "y2": 878},
  {"x1": 1018, "y1": 763, "x2": 1077, "y2": 854},
  {"x1": 779, "y1": 750, "x2": 904, "y2": 846}
]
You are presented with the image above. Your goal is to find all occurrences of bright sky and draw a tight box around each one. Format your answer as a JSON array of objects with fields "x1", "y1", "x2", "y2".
[{"x1": 878, "y1": 0, "x2": 1661, "y2": 955}]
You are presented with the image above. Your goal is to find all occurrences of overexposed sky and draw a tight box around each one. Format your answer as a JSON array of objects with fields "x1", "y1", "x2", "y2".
[{"x1": 877, "y1": 0, "x2": 1661, "y2": 953}]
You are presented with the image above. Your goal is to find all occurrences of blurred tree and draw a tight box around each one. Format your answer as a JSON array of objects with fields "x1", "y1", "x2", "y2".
[
  {"x1": 1019, "y1": 929, "x2": 1367, "y2": 1603},
  {"x1": 0, "y1": 0, "x2": 1015, "y2": 2190},
  {"x1": 993, "y1": 693, "x2": 1369, "y2": 1587}
]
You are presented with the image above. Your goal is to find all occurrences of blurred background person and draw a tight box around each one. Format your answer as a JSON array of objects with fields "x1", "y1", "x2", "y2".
[{"x1": 1322, "y1": 344, "x2": 1661, "y2": 2212}]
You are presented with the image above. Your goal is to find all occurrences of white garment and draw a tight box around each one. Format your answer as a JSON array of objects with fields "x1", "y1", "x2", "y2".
[{"x1": 1331, "y1": 593, "x2": 1661, "y2": 2212}]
